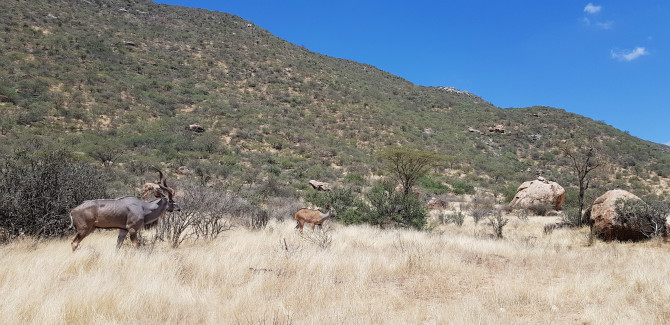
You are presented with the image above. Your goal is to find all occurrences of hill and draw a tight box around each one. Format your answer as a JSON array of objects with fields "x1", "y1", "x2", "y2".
[{"x1": 1, "y1": 0, "x2": 669, "y2": 205}]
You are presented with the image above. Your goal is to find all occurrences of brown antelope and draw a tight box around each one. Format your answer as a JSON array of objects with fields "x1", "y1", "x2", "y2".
[
  {"x1": 68, "y1": 169, "x2": 180, "y2": 251},
  {"x1": 294, "y1": 205, "x2": 337, "y2": 233}
]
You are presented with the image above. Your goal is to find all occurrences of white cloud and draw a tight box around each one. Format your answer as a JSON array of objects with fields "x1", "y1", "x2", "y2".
[
  {"x1": 584, "y1": 3, "x2": 601, "y2": 14},
  {"x1": 611, "y1": 47, "x2": 648, "y2": 62},
  {"x1": 595, "y1": 21, "x2": 613, "y2": 29},
  {"x1": 665, "y1": 141, "x2": 670, "y2": 146}
]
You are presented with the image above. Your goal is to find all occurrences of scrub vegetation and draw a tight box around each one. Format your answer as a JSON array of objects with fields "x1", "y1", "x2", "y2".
[{"x1": 1, "y1": 1, "x2": 670, "y2": 323}]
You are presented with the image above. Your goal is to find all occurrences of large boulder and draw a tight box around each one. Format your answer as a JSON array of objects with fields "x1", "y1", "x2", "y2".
[
  {"x1": 590, "y1": 189, "x2": 645, "y2": 241},
  {"x1": 509, "y1": 177, "x2": 565, "y2": 211}
]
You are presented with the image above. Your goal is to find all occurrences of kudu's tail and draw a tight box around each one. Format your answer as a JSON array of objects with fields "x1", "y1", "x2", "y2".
[{"x1": 68, "y1": 213, "x2": 74, "y2": 230}]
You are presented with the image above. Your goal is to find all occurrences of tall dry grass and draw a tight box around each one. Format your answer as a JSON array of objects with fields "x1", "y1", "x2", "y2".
[{"x1": 2, "y1": 217, "x2": 670, "y2": 324}]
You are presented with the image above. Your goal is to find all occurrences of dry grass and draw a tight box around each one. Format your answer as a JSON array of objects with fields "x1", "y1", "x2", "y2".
[{"x1": 2, "y1": 217, "x2": 670, "y2": 324}]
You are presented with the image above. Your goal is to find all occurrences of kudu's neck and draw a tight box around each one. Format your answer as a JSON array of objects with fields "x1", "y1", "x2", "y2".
[
  {"x1": 145, "y1": 197, "x2": 170, "y2": 224},
  {"x1": 320, "y1": 209, "x2": 332, "y2": 220}
]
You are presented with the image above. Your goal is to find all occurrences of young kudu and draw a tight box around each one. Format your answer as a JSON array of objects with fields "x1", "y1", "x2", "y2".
[
  {"x1": 69, "y1": 169, "x2": 180, "y2": 251},
  {"x1": 294, "y1": 205, "x2": 337, "y2": 233}
]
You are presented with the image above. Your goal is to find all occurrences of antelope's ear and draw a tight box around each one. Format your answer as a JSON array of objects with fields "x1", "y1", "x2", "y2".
[{"x1": 325, "y1": 204, "x2": 330, "y2": 209}]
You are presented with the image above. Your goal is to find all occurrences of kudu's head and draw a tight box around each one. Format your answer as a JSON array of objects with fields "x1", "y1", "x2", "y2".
[
  {"x1": 154, "y1": 168, "x2": 181, "y2": 212},
  {"x1": 325, "y1": 204, "x2": 337, "y2": 218}
]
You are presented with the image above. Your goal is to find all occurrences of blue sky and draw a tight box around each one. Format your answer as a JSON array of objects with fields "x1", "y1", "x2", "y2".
[{"x1": 156, "y1": 1, "x2": 669, "y2": 145}]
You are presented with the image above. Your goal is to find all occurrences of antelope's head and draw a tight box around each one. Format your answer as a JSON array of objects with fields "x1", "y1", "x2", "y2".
[
  {"x1": 155, "y1": 168, "x2": 181, "y2": 212},
  {"x1": 326, "y1": 204, "x2": 337, "y2": 218}
]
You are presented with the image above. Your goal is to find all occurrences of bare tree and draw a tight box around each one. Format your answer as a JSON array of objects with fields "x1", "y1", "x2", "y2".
[
  {"x1": 559, "y1": 141, "x2": 602, "y2": 227},
  {"x1": 154, "y1": 183, "x2": 231, "y2": 248}
]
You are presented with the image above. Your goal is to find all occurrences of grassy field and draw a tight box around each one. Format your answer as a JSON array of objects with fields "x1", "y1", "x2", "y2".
[{"x1": 1, "y1": 216, "x2": 670, "y2": 324}]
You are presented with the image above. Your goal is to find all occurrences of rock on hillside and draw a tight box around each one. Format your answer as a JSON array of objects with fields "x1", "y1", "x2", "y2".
[
  {"x1": 509, "y1": 177, "x2": 565, "y2": 211},
  {"x1": 590, "y1": 189, "x2": 645, "y2": 241}
]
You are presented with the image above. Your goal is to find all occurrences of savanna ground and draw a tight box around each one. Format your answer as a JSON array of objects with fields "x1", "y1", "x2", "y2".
[{"x1": 2, "y1": 216, "x2": 670, "y2": 325}]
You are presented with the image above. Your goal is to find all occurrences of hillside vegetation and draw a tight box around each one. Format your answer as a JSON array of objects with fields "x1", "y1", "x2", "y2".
[
  {"x1": 1, "y1": 0, "x2": 669, "y2": 212},
  {"x1": 3, "y1": 2, "x2": 670, "y2": 323}
]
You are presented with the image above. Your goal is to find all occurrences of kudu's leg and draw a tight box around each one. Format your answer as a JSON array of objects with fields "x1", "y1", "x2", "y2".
[
  {"x1": 71, "y1": 234, "x2": 82, "y2": 251},
  {"x1": 116, "y1": 229, "x2": 128, "y2": 249},
  {"x1": 71, "y1": 228, "x2": 93, "y2": 251},
  {"x1": 129, "y1": 229, "x2": 139, "y2": 248}
]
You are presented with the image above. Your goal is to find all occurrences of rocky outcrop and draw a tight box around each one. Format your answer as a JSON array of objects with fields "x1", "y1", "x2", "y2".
[
  {"x1": 140, "y1": 182, "x2": 162, "y2": 200},
  {"x1": 509, "y1": 178, "x2": 565, "y2": 211},
  {"x1": 308, "y1": 180, "x2": 331, "y2": 191},
  {"x1": 188, "y1": 124, "x2": 205, "y2": 133},
  {"x1": 426, "y1": 197, "x2": 448, "y2": 210},
  {"x1": 467, "y1": 127, "x2": 484, "y2": 135},
  {"x1": 488, "y1": 125, "x2": 505, "y2": 133},
  {"x1": 590, "y1": 189, "x2": 646, "y2": 241}
]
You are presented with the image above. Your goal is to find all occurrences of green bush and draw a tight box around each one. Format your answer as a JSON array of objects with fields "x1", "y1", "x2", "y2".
[
  {"x1": 306, "y1": 187, "x2": 368, "y2": 225},
  {"x1": 0, "y1": 147, "x2": 108, "y2": 241},
  {"x1": 363, "y1": 181, "x2": 427, "y2": 229},
  {"x1": 488, "y1": 211, "x2": 509, "y2": 239},
  {"x1": 343, "y1": 173, "x2": 366, "y2": 186},
  {"x1": 615, "y1": 198, "x2": 670, "y2": 239},
  {"x1": 419, "y1": 175, "x2": 450, "y2": 194},
  {"x1": 445, "y1": 211, "x2": 465, "y2": 226},
  {"x1": 502, "y1": 183, "x2": 519, "y2": 203},
  {"x1": 451, "y1": 182, "x2": 475, "y2": 195},
  {"x1": 526, "y1": 202, "x2": 554, "y2": 216}
]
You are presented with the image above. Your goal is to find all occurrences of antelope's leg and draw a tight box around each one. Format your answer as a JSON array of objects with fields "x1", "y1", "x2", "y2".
[
  {"x1": 117, "y1": 229, "x2": 128, "y2": 249},
  {"x1": 71, "y1": 233, "x2": 82, "y2": 251},
  {"x1": 71, "y1": 228, "x2": 93, "y2": 251},
  {"x1": 129, "y1": 229, "x2": 139, "y2": 247}
]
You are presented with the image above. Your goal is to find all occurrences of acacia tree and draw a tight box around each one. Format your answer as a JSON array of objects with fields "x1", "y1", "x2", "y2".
[
  {"x1": 374, "y1": 147, "x2": 444, "y2": 229},
  {"x1": 380, "y1": 147, "x2": 443, "y2": 197},
  {"x1": 559, "y1": 141, "x2": 602, "y2": 227}
]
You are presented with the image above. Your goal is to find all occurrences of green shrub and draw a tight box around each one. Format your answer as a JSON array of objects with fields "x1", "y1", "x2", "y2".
[
  {"x1": 419, "y1": 175, "x2": 450, "y2": 194},
  {"x1": 363, "y1": 181, "x2": 426, "y2": 229},
  {"x1": 488, "y1": 211, "x2": 509, "y2": 239},
  {"x1": 615, "y1": 198, "x2": 670, "y2": 239},
  {"x1": 0, "y1": 147, "x2": 108, "y2": 241},
  {"x1": 451, "y1": 182, "x2": 475, "y2": 195},
  {"x1": 306, "y1": 187, "x2": 368, "y2": 225},
  {"x1": 526, "y1": 202, "x2": 554, "y2": 216},
  {"x1": 344, "y1": 173, "x2": 366, "y2": 186},
  {"x1": 502, "y1": 183, "x2": 519, "y2": 203},
  {"x1": 445, "y1": 211, "x2": 465, "y2": 226}
]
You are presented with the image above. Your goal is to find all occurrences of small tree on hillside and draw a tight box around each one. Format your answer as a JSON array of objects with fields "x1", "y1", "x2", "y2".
[
  {"x1": 379, "y1": 147, "x2": 443, "y2": 197},
  {"x1": 559, "y1": 141, "x2": 602, "y2": 227}
]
